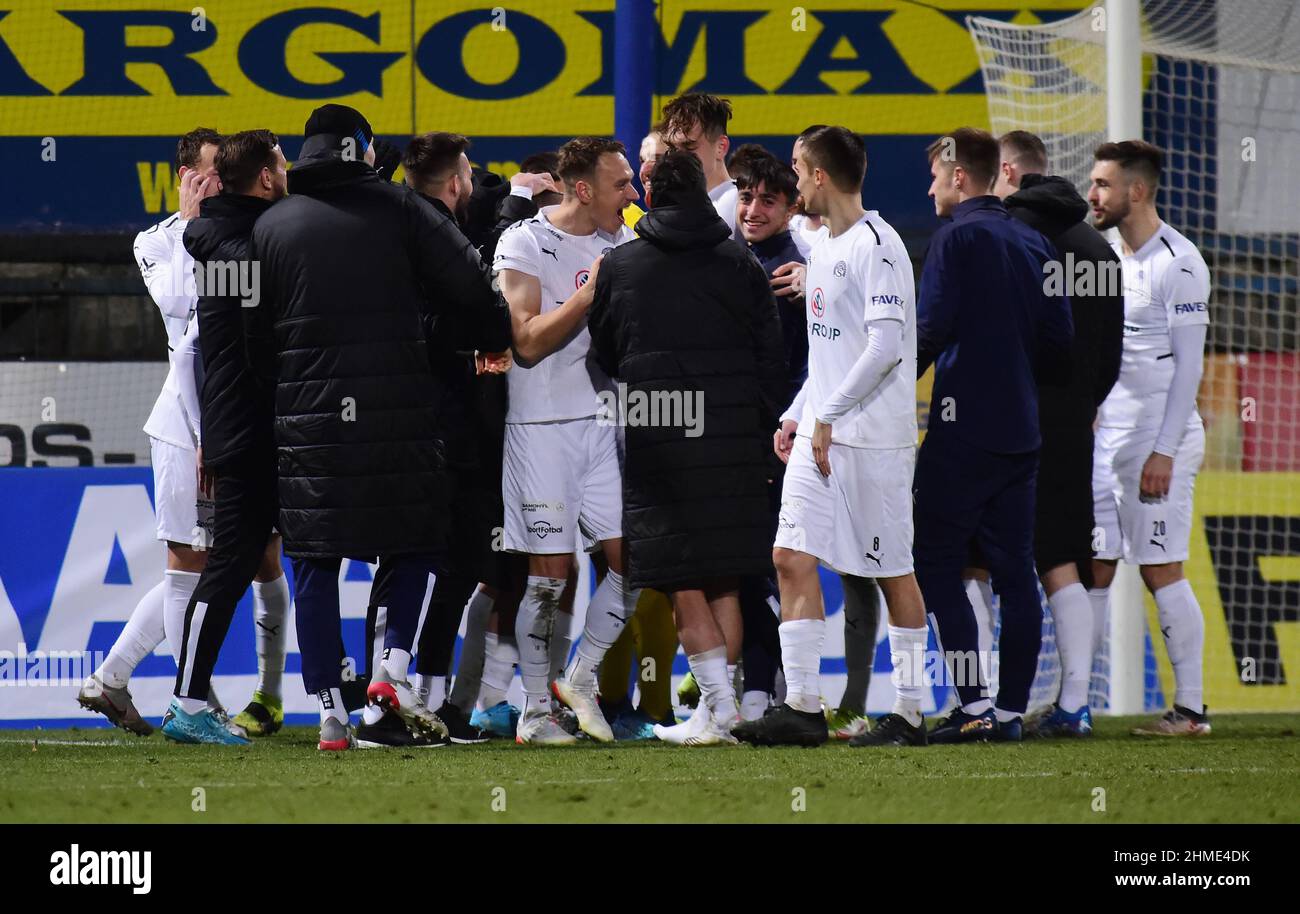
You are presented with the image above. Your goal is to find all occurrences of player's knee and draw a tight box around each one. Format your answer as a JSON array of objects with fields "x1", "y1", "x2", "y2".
[
  {"x1": 529, "y1": 554, "x2": 570, "y2": 580},
  {"x1": 1090, "y1": 559, "x2": 1118, "y2": 590},
  {"x1": 1140, "y1": 562, "x2": 1183, "y2": 591},
  {"x1": 773, "y1": 547, "x2": 815, "y2": 582}
]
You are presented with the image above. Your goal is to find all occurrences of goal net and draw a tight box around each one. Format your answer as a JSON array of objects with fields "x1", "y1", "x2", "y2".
[{"x1": 969, "y1": 0, "x2": 1300, "y2": 714}]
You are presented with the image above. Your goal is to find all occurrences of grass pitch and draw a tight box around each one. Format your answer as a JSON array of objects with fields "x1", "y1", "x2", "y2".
[{"x1": 2, "y1": 714, "x2": 1297, "y2": 824}]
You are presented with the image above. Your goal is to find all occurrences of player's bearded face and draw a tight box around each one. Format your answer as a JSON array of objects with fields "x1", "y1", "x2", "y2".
[
  {"x1": 454, "y1": 154, "x2": 473, "y2": 222},
  {"x1": 1088, "y1": 160, "x2": 1130, "y2": 230}
]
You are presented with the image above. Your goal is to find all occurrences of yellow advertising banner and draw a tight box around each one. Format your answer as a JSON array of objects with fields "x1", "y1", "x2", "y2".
[{"x1": 0, "y1": 0, "x2": 1093, "y2": 136}]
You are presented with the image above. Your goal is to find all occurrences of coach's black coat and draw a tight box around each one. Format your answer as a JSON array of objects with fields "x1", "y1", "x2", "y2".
[
  {"x1": 589, "y1": 196, "x2": 788, "y2": 591},
  {"x1": 184, "y1": 192, "x2": 276, "y2": 473},
  {"x1": 250, "y1": 134, "x2": 510, "y2": 559}
]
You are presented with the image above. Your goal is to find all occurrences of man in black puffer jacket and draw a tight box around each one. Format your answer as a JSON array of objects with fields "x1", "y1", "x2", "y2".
[
  {"x1": 250, "y1": 105, "x2": 511, "y2": 750},
  {"x1": 163, "y1": 130, "x2": 289, "y2": 745},
  {"x1": 589, "y1": 150, "x2": 788, "y2": 746},
  {"x1": 972, "y1": 130, "x2": 1123, "y2": 735}
]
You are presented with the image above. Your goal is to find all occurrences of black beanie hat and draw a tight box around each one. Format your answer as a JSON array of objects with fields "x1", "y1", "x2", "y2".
[{"x1": 304, "y1": 104, "x2": 373, "y2": 150}]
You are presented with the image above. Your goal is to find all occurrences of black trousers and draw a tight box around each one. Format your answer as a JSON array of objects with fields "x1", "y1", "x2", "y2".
[{"x1": 174, "y1": 451, "x2": 277, "y2": 703}]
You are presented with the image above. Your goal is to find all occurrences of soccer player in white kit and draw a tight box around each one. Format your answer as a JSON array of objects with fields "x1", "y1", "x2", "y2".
[
  {"x1": 494, "y1": 136, "x2": 641, "y2": 745},
  {"x1": 734, "y1": 126, "x2": 931, "y2": 748},
  {"x1": 1087, "y1": 140, "x2": 1212, "y2": 736},
  {"x1": 77, "y1": 129, "x2": 290, "y2": 737}
]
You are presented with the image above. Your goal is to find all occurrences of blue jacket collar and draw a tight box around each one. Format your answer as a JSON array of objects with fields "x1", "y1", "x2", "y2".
[{"x1": 951, "y1": 195, "x2": 1006, "y2": 220}]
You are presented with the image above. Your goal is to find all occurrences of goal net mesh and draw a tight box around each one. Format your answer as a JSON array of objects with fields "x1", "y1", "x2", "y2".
[{"x1": 969, "y1": 0, "x2": 1300, "y2": 714}]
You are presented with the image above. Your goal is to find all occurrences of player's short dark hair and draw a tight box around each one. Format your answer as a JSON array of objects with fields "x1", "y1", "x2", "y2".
[
  {"x1": 797, "y1": 124, "x2": 828, "y2": 142},
  {"x1": 216, "y1": 130, "x2": 279, "y2": 195},
  {"x1": 927, "y1": 127, "x2": 1000, "y2": 191},
  {"x1": 519, "y1": 150, "x2": 560, "y2": 181},
  {"x1": 648, "y1": 149, "x2": 706, "y2": 208},
  {"x1": 176, "y1": 127, "x2": 221, "y2": 172},
  {"x1": 661, "y1": 92, "x2": 733, "y2": 141},
  {"x1": 1000, "y1": 130, "x2": 1048, "y2": 175},
  {"x1": 732, "y1": 146, "x2": 798, "y2": 204},
  {"x1": 556, "y1": 136, "x2": 626, "y2": 188},
  {"x1": 799, "y1": 126, "x2": 866, "y2": 193},
  {"x1": 402, "y1": 132, "x2": 471, "y2": 185},
  {"x1": 1094, "y1": 139, "x2": 1163, "y2": 187}
]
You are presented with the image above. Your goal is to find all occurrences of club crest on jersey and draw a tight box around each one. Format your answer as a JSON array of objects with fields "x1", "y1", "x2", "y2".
[
  {"x1": 576, "y1": 269, "x2": 591, "y2": 288},
  {"x1": 810, "y1": 287, "x2": 826, "y2": 318},
  {"x1": 833, "y1": 260, "x2": 847, "y2": 277}
]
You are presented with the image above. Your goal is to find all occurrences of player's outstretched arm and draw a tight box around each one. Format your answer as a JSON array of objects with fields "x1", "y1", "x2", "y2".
[{"x1": 502, "y1": 256, "x2": 602, "y2": 367}]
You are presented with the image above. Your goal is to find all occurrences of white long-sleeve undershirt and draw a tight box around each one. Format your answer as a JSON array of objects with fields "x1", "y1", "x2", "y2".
[{"x1": 1154, "y1": 322, "x2": 1207, "y2": 457}]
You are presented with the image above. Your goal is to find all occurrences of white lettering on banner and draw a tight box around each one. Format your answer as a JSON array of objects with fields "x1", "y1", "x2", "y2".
[{"x1": 36, "y1": 485, "x2": 165, "y2": 654}]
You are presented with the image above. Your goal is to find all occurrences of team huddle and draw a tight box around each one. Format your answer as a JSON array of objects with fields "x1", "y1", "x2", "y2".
[{"x1": 77, "y1": 91, "x2": 1213, "y2": 751}]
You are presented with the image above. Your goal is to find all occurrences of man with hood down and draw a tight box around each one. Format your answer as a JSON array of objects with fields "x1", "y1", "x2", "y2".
[
  {"x1": 588, "y1": 149, "x2": 788, "y2": 746},
  {"x1": 250, "y1": 105, "x2": 511, "y2": 750}
]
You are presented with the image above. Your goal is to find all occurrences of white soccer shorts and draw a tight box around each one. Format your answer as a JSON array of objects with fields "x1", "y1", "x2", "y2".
[
  {"x1": 150, "y1": 436, "x2": 213, "y2": 547},
  {"x1": 1092, "y1": 421, "x2": 1205, "y2": 565},
  {"x1": 774, "y1": 437, "x2": 915, "y2": 578},
  {"x1": 502, "y1": 418, "x2": 622, "y2": 555}
]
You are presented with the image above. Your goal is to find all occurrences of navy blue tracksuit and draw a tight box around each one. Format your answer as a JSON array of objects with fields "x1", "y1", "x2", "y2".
[{"x1": 914, "y1": 195, "x2": 1073, "y2": 714}]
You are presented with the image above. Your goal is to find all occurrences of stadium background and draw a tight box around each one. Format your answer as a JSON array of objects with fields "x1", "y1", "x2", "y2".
[{"x1": 0, "y1": 0, "x2": 1296, "y2": 725}]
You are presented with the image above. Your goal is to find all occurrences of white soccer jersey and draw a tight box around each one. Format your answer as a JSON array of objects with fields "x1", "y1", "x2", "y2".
[
  {"x1": 709, "y1": 178, "x2": 740, "y2": 239},
  {"x1": 135, "y1": 212, "x2": 201, "y2": 449},
  {"x1": 1097, "y1": 221, "x2": 1211, "y2": 430},
  {"x1": 494, "y1": 206, "x2": 634, "y2": 423},
  {"x1": 798, "y1": 212, "x2": 917, "y2": 449},
  {"x1": 789, "y1": 213, "x2": 828, "y2": 259}
]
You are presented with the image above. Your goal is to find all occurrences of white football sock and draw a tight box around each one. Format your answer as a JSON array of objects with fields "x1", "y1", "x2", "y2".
[
  {"x1": 995, "y1": 707, "x2": 1020, "y2": 723},
  {"x1": 549, "y1": 612, "x2": 573, "y2": 685},
  {"x1": 961, "y1": 698, "x2": 993, "y2": 716},
  {"x1": 566, "y1": 569, "x2": 634, "y2": 689},
  {"x1": 478, "y1": 632, "x2": 514, "y2": 709},
  {"x1": 1087, "y1": 586, "x2": 1109, "y2": 658},
  {"x1": 888, "y1": 624, "x2": 927, "y2": 726},
  {"x1": 778, "y1": 619, "x2": 825, "y2": 714},
  {"x1": 97, "y1": 580, "x2": 166, "y2": 690},
  {"x1": 774, "y1": 666, "x2": 787, "y2": 705},
  {"x1": 1154, "y1": 579, "x2": 1205, "y2": 711},
  {"x1": 740, "y1": 690, "x2": 769, "y2": 720},
  {"x1": 449, "y1": 588, "x2": 495, "y2": 712},
  {"x1": 381, "y1": 647, "x2": 412, "y2": 682},
  {"x1": 967, "y1": 574, "x2": 993, "y2": 681},
  {"x1": 689, "y1": 646, "x2": 736, "y2": 723},
  {"x1": 252, "y1": 575, "x2": 289, "y2": 701},
  {"x1": 317, "y1": 688, "x2": 347, "y2": 726},
  {"x1": 162, "y1": 569, "x2": 201, "y2": 665},
  {"x1": 1049, "y1": 582, "x2": 1093, "y2": 713},
  {"x1": 176, "y1": 695, "x2": 207, "y2": 714},
  {"x1": 426, "y1": 675, "x2": 447, "y2": 710},
  {"x1": 517, "y1": 576, "x2": 564, "y2": 715},
  {"x1": 165, "y1": 569, "x2": 218, "y2": 710}
]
